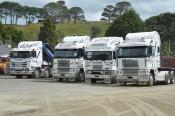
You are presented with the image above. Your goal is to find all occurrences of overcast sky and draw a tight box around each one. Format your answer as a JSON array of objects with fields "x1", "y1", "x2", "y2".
[{"x1": 1, "y1": 0, "x2": 175, "y2": 21}]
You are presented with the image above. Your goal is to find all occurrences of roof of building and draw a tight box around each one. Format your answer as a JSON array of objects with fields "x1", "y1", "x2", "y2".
[{"x1": 0, "y1": 45, "x2": 11, "y2": 56}]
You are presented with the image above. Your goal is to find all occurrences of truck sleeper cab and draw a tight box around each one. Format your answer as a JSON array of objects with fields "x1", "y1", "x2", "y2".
[
  {"x1": 116, "y1": 31, "x2": 175, "y2": 86},
  {"x1": 9, "y1": 41, "x2": 53, "y2": 79},
  {"x1": 52, "y1": 36, "x2": 90, "y2": 82},
  {"x1": 85, "y1": 37, "x2": 123, "y2": 84}
]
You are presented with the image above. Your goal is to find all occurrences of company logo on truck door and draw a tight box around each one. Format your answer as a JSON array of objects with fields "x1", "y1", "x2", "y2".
[{"x1": 18, "y1": 43, "x2": 38, "y2": 49}]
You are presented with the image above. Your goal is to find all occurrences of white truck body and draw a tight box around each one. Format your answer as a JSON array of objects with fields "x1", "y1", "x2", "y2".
[
  {"x1": 85, "y1": 37, "x2": 123, "y2": 84},
  {"x1": 116, "y1": 31, "x2": 174, "y2": 85},
  {"x1": 53, "y1": 36, "x2": 91, "y2": 82},
  {"x1": 9, "y1": 41, "x2": 53, "y2": 78}
]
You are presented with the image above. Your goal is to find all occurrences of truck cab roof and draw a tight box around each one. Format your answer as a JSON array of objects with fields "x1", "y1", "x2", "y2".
[
  {"x1": 120, "y1": 31, "x2": 161, "y2": 47},
  {"x1": 55, "y1": 36, "x2": 91, "y2": 49},
  {"x1": 86, "y1": 37, "x2": 123, "y2": 51}
]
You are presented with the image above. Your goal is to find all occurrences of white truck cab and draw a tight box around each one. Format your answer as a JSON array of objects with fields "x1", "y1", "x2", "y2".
[
  {"x1": 9, "y1": 41, "x2": 53, "y2": 78},
  {"x1": 85, "y1": 37, "x2": 123, "y2": 84},
  {"x1": 116, "y1": 31, "x2": 174, "y2": 86},
  {"x1": 53, "y1": 36, "x2": 90, "y2": 82}
]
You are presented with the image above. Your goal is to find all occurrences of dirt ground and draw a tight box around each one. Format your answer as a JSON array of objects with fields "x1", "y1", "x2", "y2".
[{"x1": 0, "y1": 76, "x2": 175, "y2": 116}]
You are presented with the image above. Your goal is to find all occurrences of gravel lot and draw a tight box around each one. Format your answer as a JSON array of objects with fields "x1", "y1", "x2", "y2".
[{"x1": 0, "y1": 75, "x2": 175, "y2": 116}]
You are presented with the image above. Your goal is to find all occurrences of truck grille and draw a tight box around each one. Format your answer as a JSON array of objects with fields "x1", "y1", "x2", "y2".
[
  {"x1": 123, "y1": 69, "x2": 138, "y2": 75},
  {"x1": 11, "y1": 62, "x2": 27, "y2": 68},
  {"x1": 93, "y1": 65, "x2": 102, "y2": 70},
  {"x1": 58, "y1": 68, "x2": 70, "y2": 72},
  {"x1": 58, "y1": 60, "x2": 70, "y2": 68},
  {"x1": 122, "y1": 60, "x2": 138, "y2": 68}
]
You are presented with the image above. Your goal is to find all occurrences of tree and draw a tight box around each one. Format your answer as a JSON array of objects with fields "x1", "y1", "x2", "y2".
[
  {"x1": 44, "y1": 2, "x2": 67, "y2": 23},
  {"x1": 105, "y1": 10, "x2": 145, "y2": 38},
  {"x1": 115, "y1": 1, "x2": 132, "y2": 16},
  {"x1": 0, "y1": 22, "x2": 24, "y2": 46},
  {"x1": 69, "y1": 7, "x2": 84, "y2": 23},
  {"x1": 90, "y1": 25, "x2": 102, "y2": 38},
  {"x1": 23, "y1": 6, "x2": 38, "y2": 25},
  {"x1": 101, "y1": 5, "x2": 115, "y2": 22},
  {"x1": 39, "y1": 18, "x2": 64, "y2": 46},
  {"x1": 145, "y1": 13, "x2": 175, "y2": 56}
]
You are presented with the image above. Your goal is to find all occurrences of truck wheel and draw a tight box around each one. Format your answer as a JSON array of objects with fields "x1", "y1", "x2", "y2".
[
  {"x1": 16, "y1": 75, "x2": 22, "y2": 79},
  {"x1": 77, "y1": 71, "x2": 85, "y2": 82},
  {"x1": 27, "y1": 75, "x2": 32, "y2": 78},
  {"x1": 34, "y1": 70, "x2": 40, "y2": 79},
  {"x1": 147, "y1": 74, "x2": 154, "y2": 86},
  {"x1": 170, "y1": 73, "x2": 175, "y2": 84},
  {"x1": 59, "y1": 78, "x2": 63, "y2": 82},
  {"x1": 91, "y1": 78, "x2": 96, "y2": 83},
  {"x1": 44, "y1": 69, "x2": 50, "y2": 78},
  {"x1": 165, "y1": 74, "x2": 170, "y2": 85},
  {"x1": 111, "y1": 79, "x2": 117, "y2": 84}
]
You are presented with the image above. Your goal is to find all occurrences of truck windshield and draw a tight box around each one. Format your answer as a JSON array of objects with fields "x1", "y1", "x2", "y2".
[
  {"x1": 54, "y1": 49, "x2": 78, "y2": 58},
  {"x1": 85, "y1": 51, "x2": 112, "y2": 61},
  {"x1": 10, "y1": 51, "x2": 31, "y2": 58},
  {"x1": 117, "y1": 46, "x2": 148, "y2": 58}
]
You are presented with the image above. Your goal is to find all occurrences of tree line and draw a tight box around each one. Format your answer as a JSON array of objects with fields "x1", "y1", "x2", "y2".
[
  {"x1": 101, "y1": 1, "x2": 133, "y2": 22},
  {"x1": 0, "y1": 0, "x2": 85, "y2": 25}
]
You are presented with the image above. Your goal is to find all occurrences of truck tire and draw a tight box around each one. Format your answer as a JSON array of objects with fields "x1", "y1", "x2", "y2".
[
  {"x1": 44, "y1": 69, "x2": 50, "y2": 78},
  {"x1": 91, "y1": 78, "x2": 96, "y2": 83},
  {"x1": 27, "y1": 75, "x2": 33, "y2": 78},
  {"x1": 77, "y1": 71, "x2": 85, "y2": 82},
  {"x1": 170, "y1": 73, "x2": 175, "y2": 84},
  {"x1": 16, "y1": 75, "x2": 22, "y2": 79},
  {"x1": 34, "y1": 70, "x2": 40, "y2": 79},
  {"x1": 146, "y1": 74, "x2": 154, "y2": 86},
  {"x1": 111, "y1": 79, "x2": 117, "y2": 84},
  {"x1": 58, "y1": 78, "x2": 63, "y2": 82},
  {"x1": 165, "y1": 74, "x2": 170, "y2": 85}
]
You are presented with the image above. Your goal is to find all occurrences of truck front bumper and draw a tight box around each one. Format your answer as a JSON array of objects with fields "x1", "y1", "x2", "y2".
[
  {"x1": 116, "y1": 74, "x2": 150, "y2": 83},
  {"x1": 53, "y1": 71, "x2": 79, "y2": 79},
  {"x1": 9, "y1": 70, "x2": 34, "y2": 75},
  {"x1": 85, "y1": 70, "x2": 116, "y2": 81}
]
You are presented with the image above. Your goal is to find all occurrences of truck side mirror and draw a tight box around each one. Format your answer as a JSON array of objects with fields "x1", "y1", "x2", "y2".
[
  {"x1": 113, "y1": 51, "x2": 116, "y2": 59},
  {"x1": 31, "y1": 51, "x2": 36, "y2": 58}
]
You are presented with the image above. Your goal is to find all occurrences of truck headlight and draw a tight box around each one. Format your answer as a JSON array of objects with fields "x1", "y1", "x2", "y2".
[
  {"x1": 139, "y1": 70, "x2": 149, "y2": 74},
  {"x1": 86, "y1": 71, "x2": 91, "y2": 74},
  {"x1": 105, "y1": 71, "x2": 111, "y2": 75},
  {"x1": 25, "y1": 68, "x2": 29, "y2": 71},
  {"x1": 116, "y1": 70, "x2": 123, "y2": 74}
]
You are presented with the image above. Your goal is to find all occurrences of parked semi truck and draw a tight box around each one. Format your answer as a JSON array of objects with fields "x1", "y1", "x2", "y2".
[
  {"x1": 53, "y1": 36, "x2": 91, "y2": 82},
  {"x1": 85, "y1": 37, "x2": 123, "y2": 84},
  {"x1": 116, "y1": 31, "x2": 175, "y2": 86},
  {"x1": 9, "y1": 41, "x2": 53, "y2": 78}
]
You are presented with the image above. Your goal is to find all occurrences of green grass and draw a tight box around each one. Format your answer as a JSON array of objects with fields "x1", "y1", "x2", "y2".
[{"x1": 11, "y1": 21, "x2": 110, "y2": 41}]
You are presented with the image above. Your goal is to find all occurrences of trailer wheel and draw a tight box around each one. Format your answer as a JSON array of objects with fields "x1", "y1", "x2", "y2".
[
  {"x1": 77, "y1": 71, "x2": 85, "y2": 82},
  {"x1": 91, "y1": 78, "x2": 96, "y2": 83},
  {"x1": 44, "y1": 69, "x2": 50, "y2": 78},
  {"x1": 16, "y1": 75, "x2": 22, "y2": 79},
  {"x1": 165, "y1": 74, "x2": 170, "y2": 85},
  {"x1": 170, "y1": 73, "x2": 175, "y2": 84},
  {"x1": 34, "y1": 70, "x2": 40, "y2": 79},
  {"x1": 147, "y1": 74, "x2": 154, "y2": 86}
]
